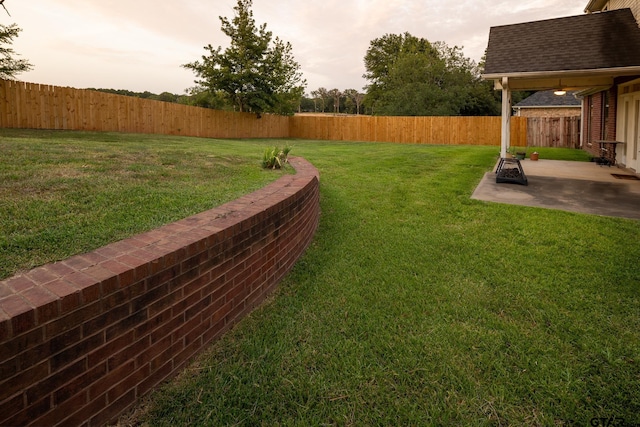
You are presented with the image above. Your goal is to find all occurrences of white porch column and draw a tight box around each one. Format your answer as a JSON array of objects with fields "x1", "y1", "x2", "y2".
[{"x1": 500, "y1": 77, "x2": 511, "y2": 158}]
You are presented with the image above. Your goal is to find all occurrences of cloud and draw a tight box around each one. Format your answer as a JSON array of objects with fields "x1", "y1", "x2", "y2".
[{"x1": 11, "y1": 0, "x2": 587, "y2": 94}]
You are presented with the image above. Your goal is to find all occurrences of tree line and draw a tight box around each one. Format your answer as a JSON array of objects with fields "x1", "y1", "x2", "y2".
[
  {"x1": 2, "y1": 0, "x2": 531, "y2": 117},
  {"x1": 180, "y1": 1, "x2": 510, "y2": 116},
  {"x1": 298, "y1": 88, "x2": 366, "y2": 115}
]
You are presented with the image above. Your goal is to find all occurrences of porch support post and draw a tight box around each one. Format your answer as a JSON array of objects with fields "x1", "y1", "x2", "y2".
[{"x1": 500, "y1": 77, "x2": 511, "y2": 158}]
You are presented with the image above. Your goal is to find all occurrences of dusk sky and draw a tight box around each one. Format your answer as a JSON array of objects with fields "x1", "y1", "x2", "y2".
[{"x1": 6, "y1": 0, "x2": 587, "y2": 95}]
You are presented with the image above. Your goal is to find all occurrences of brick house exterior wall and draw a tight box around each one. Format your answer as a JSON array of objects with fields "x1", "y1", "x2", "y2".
[
  {"x1": 582, "y1": 2, "x2": 640, "y2": 166},
  {"x1": 516, "y1": 107, "x2": 582, "y2": 118},
  {"x1": 582, "y1": 87, "x2": 618, "y2": 159}
]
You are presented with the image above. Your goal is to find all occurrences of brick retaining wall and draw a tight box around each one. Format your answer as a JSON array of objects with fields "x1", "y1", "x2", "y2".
[{"x1": 0, "y1": 157, "x2": 320, "y2": 426}]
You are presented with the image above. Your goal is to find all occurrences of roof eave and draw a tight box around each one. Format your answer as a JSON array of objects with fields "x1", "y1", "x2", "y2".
[
  {"x1": 584, "y1": 0, "x2": 609, "y2": 13},
  {"x1": 482, "y1": 66, "x2": 640, "y2": 91},
  {"x1": 482, "y1": 65, "x2": 640, "y2": 81}
]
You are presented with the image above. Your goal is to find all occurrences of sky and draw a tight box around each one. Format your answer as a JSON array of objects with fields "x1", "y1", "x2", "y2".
[{"x1": 6, "y1": 0, "x2": 588, "y2": 95}]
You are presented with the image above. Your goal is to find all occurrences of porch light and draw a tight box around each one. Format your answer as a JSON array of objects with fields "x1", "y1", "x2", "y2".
[{"x1": 554, "y1": 89, "x2": 567, "y2": 96}]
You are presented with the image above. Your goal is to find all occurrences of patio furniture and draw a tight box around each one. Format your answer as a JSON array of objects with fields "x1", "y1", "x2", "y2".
[{"x1": 596, "y1": 140, "x2": 625, "y2": 166}]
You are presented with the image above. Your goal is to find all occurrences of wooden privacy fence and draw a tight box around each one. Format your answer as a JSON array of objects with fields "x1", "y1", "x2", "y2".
[
  {"x1": 0, "y1": 79, "x2": 531, "y2": 146},
  {"x1": 289, "y1": 115, "x2": 527, "y2": 146},
  {"x1": 526, "y1": 116, "x2": 581, "y2": 148},
  {"x1": 0, "y1": 79, "x2": 289, "y2": 139}
]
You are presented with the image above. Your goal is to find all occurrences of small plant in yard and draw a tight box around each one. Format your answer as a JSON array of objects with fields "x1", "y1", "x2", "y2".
[
  {"x1": 262, "y1": 145, "x2": 291, "y2": 169},
  {"x1": 508, "y1": 146, "x2": 526, "y2": 159}
]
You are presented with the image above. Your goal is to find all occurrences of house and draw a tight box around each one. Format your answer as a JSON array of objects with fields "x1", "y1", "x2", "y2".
[
  {"x1": 582, "y1": 1, "x2": 640, "y2": 169},
  {"x1": 586, "y1": 0, "x2": 640, "y2": 17},
  {"x1": 482, "y1": 2, "x2": 640, "y2": 171},
  {"x1": 513, "y1": 90, "x2": 581, "y2": 117}
]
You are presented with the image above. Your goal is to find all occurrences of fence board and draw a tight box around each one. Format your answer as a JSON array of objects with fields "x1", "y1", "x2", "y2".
[
  {"x1": 526, "y1": 116, "x2": 580, "y2": 148},
  {"x1": 287, "y1": 115, "x2": 526, "y2": 147},
  {"x1": 0, "y1": 79, "x2": 534, "y2": 147},
  {"x1": 0, "y1": 79, "x2": 289, "y2": 139}
]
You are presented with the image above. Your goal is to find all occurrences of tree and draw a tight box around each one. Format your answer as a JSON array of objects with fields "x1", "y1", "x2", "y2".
[
  {"x1": 183, "y1": 0, "x2": 305, "y2": 115},
  {"x1": 364, "y1": 32, "x2": 435, "y2": 89},
  {"x1": 179, "y1": 87, "x2": 234, "y2": 110},
  {"x1": 363, "y1": 33, "x2": 435, "y2": 114},
  {"x1": 1, "y1": 0, "x2": 11, "y2": 16},
  {"x1": 328, "y1": 88, "x2": 342, "y2": 113},
  {"x1": 298, "y1": 94, "x2": 316, "y2": 113},
  {"x1": 363, "y1": 33, "x2": 500, "y2": 116},
  {"x1": 0, "y1": 24, "x2": 33, "y2": 79},
  {"x1": 156, "y1": 92, "x2": 179, "y2": 103},
  {"x1": 310, "y1": 87, "x2": 330, "y2": 112},
  {"x1": 344, "y1": 89, "x2": 365, "y2": 115}
]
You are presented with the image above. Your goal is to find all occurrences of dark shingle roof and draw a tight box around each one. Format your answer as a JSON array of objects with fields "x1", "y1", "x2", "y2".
[
  {"x1": 484, "y1": 8, "x2": 640, "y2": 75},
  {"x1": 514, "y1": 90, "x2": 582, "y2": 108}
]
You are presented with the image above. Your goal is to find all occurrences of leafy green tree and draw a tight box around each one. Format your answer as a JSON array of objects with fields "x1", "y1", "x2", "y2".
[
  {"x1": 363, "y1": 33, "x2": 435, "y2": 114},
  {"x1": 183, "y1": 0, "x2": 306, "y2": 115},
  {"x1": 88, "y1": 88, "x2": 192, "y2": 105},
  {"x1": 310, "y1": 87, "x2": 330, "y2": 112},
  {"x1": 298, "y1": 94, "x2": 316, "y2": 112},
  {"x1": 328, "y1": 88, "x2": 342, "y2": 113},
  {"x1": 364, "y1": 33, "x2": 435, "y2": 88},
  {"x1": 0, "y1": 24, "x2": 33, "y2": 79},
  {"x1": 363, "y1": 33, "x2": 500, "y2": 116},
  {"x1": 155, "y1": 92, "x2": 179, "y2": 103},
  {"x1": 179, "y1": 87, "x2": 233, "y2": 110},
  {"x1": 458, "y1": 80, "x2": 501, "y2": 116},
  {"x1": 88, "y1": 88, "x2": 136, "y2": 97},
  {"x1": 344, "y1": 89, "x2": 365, "y2": 114}
]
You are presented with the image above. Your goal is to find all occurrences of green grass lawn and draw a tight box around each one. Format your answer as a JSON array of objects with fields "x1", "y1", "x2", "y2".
[
  {"x1": 0, "y1": 130, "x2": 289, "y2": 280},
  {"x1": 1, "y1": 131, "x2": 638, "y2": 425}
]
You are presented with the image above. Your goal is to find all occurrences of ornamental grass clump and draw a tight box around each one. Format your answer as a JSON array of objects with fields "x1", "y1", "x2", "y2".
[{"x1": 262, "y1": 146, "x2": 291, "y2": 169}]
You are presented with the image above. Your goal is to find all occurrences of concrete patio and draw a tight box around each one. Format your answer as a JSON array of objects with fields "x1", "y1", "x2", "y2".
[{"x1": 472, "y1": 159, "x2": 640, "y2": 220}]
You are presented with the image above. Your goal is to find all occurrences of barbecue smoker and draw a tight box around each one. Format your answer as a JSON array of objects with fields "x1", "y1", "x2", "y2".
[{"x1": 495, "y1": 157, "x2": 528, "y2": 185}]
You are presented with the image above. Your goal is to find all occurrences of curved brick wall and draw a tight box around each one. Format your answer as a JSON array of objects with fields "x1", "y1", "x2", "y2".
[{"x1": 0, "y1": 157, "x2": 320, "y2": 426}]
